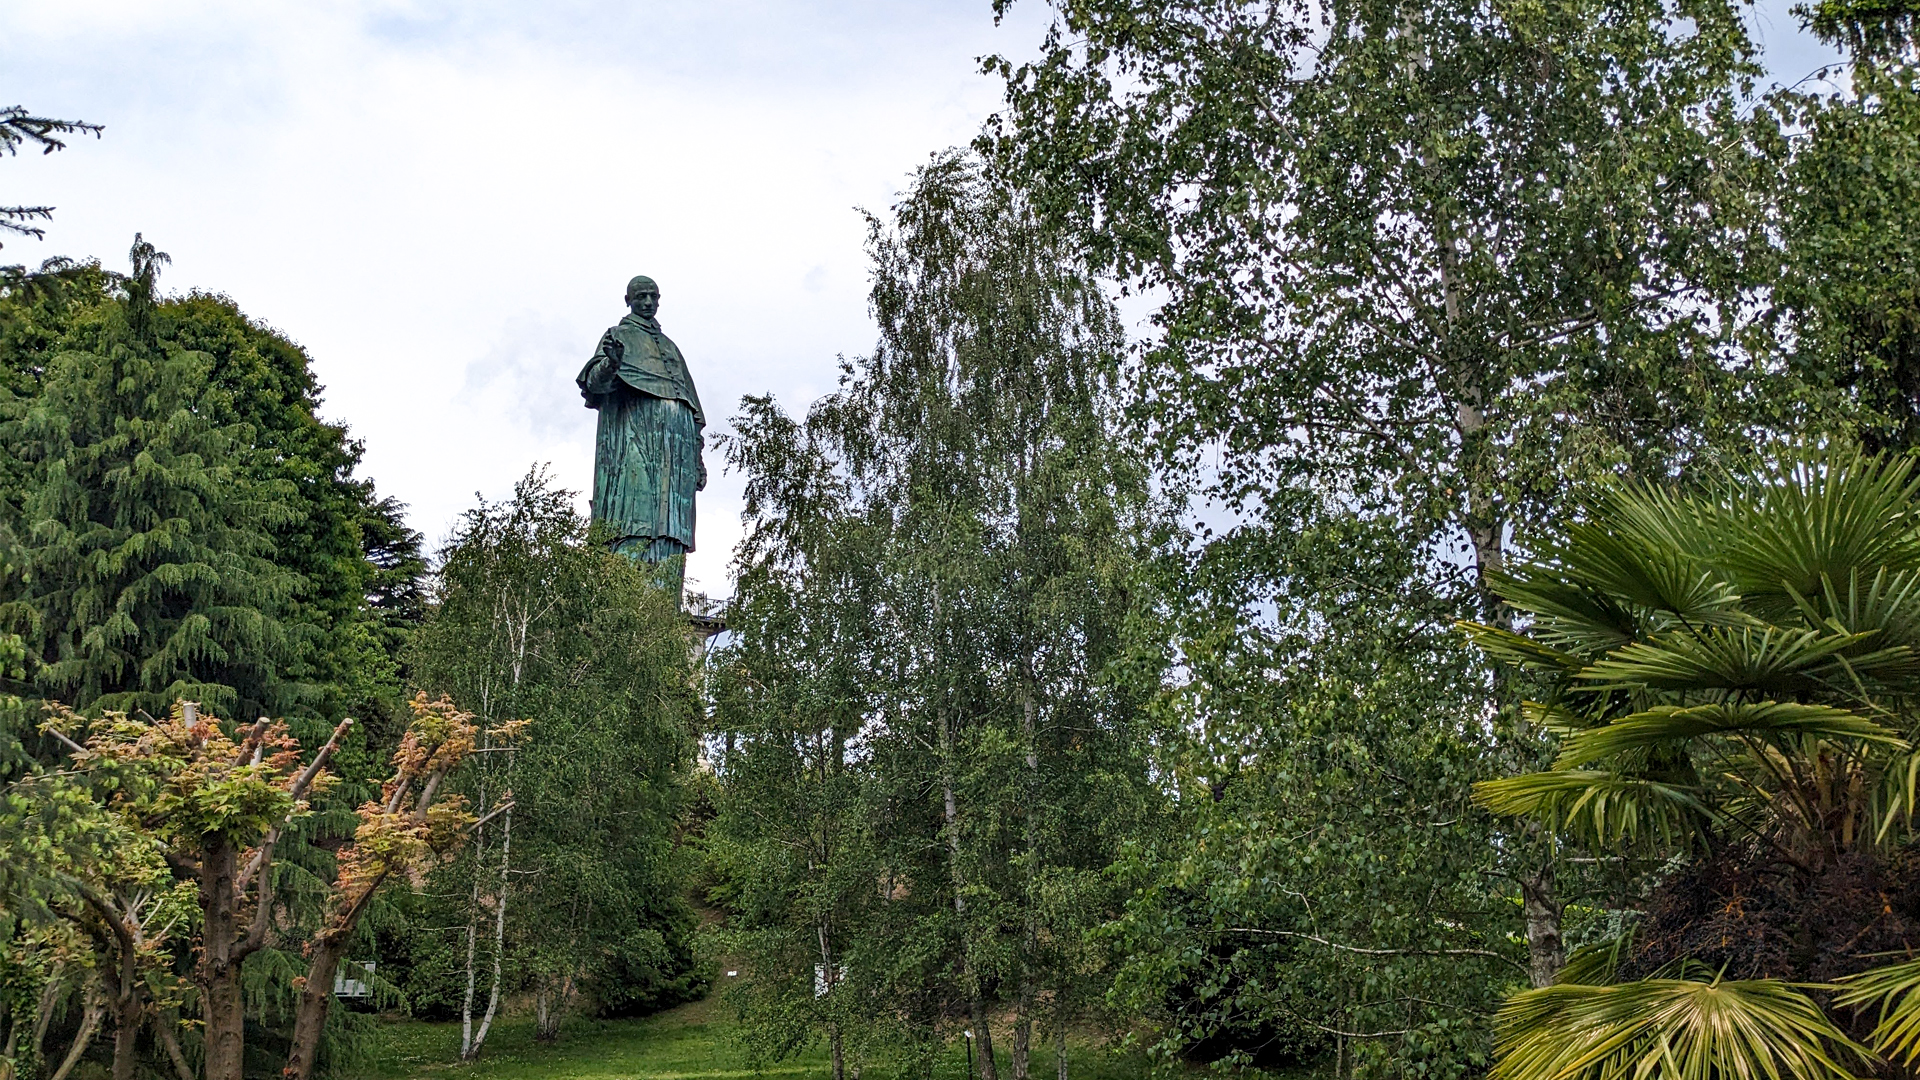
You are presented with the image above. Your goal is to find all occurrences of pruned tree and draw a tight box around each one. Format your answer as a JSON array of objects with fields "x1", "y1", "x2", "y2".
[
  {"x1": 40, "y1": 692, "x2": 477, "y2": 1080},
  {"x1": 284, "y1": 693, "x2": 486, "y2": 1080}
]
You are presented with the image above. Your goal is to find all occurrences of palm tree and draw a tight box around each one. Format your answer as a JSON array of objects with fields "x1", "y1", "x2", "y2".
[{"x1": 1468, "y1": 448, "x2": 1920, "y2": 1079}]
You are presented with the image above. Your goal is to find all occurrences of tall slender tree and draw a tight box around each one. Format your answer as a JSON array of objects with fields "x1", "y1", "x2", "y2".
[
  {"x1": 408, "y1": 468, "x2": 705, "y2": 1059},
  {"x1": 712, "y1": 152, "x2": 1171, "y2": 1080}
]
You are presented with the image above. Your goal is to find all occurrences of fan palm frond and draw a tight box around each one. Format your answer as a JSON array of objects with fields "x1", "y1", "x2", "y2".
[
  {"x1": 1522, "y1": 700, "x2": 1595, "y2": 739},
  {"x1": 1834, "y1": 956, "x2": 1920, "y2": 1068},
  {"x1": 1557, "y1": 515, "x2": 1738, "y2": 624},
  {"x1": 1557, "y1": 936, "x2": 1632, "y2": 986},
  {"x1": 1493, "y1": 976, "x2": 1872, "y2": 1080},
  {"x1": 1491, "y1": 572, "x2": 1643, "y2": 655},
  {"x1": 1473, "y1": 771, "x2": 1706, "y2": 848},
  {"x1": 1575, "y1": 626, "x2": 1874, "y2": 695},
  {"x1": 1800, "y1": 569, "x2": 1920, "y2": 676},
  {"x1": 1462, "y1": 621, "x2": 1587, "y2": 674},
  {"x1": 1554, "y1": 701, "x2": 1906, "y2": 769},
  {"x1": 1871, "y1": 751, "x2": 1920, "y2": 844},
  {"x1": 1709, "y1": 451, "x2": 1920, "y2": 622}
]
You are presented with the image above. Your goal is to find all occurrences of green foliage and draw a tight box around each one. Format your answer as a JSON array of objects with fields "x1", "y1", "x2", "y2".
[
  {"x1": 709, "y1": 151, "x2": 1170, "y2": 1079},
  {"x1": 985, "y1": 0, "x2": 1781, "y2": 587},
  {"x1": 0, "y1": 238, "x2": 425, "y2": 733},
  {"x1": 1476, "y1": 450, "x2": 1920, "y2": 866},
  {"x1": 0, "y1": 238, "x2": 428, "y2": 1080},
  {"x1": 406, "y1": 468, "x2": 704, "y2": 1044},
  {"x1": 0, "y1": 237, "x2": 303, "y2": 719},
  {"x1": 1473, "y1": 448, "x2": 1920, "y2": 1078},
  {"x1": 979, "y1": 0, "x2": 1820, "y2": 1070},
  {"x1": 1493, "y1": 975, "x2": 1868, "y2": 1080},
  {"x1": 1775, "y1": 53, "x2": 1920, "y2": 453},
  {"x1": 1104, "y1": 520, "x2": 1521, "y2": 1078}
]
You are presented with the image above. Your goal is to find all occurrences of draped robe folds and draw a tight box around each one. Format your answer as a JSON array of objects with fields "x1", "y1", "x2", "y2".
[{"x1": 577, "y1": 314, "x2": 705, "y2": 562}]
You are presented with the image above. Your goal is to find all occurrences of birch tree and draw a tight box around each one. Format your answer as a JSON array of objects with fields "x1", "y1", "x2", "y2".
[
  {"x1": 712, "y1": 153, "x2": 1170, "y2": 1080},
  {"x1": 985, "y1": 0, "x2": 1787, "y2": 1008},
  {"x1": 411, "y1": 467, "x2": 703, "y2": 1058}
]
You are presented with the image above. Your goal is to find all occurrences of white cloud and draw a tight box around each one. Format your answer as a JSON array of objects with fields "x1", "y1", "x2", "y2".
[
  {"x1": 4, "y1": 0, "x2": 1052, "y2": 596},
  {"x1": 2, "y1": 0, "x2": 1840, "y2": 600}
]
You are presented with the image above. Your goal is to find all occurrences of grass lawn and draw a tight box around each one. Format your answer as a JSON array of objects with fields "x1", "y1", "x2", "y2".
[{"x1": 358, "y1": 993, "x2": 1171, "y2": 1080}]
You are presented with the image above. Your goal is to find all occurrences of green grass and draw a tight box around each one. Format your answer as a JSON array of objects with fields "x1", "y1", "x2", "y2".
[{"x1": 358, "y1": 994, "x2": 1164, "y2": 1080}]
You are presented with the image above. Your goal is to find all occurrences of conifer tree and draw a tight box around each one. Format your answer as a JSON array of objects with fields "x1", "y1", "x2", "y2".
[{"x1": 1, "y1": 235, "x2": 301, "y2": 719}]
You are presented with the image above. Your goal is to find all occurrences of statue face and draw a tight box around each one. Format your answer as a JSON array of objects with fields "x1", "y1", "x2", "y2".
[{"x1": 628, "y1": 287, "x2": 660, "y2": 319}]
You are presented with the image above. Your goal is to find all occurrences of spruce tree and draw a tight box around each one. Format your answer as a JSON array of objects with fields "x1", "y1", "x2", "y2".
[{"x1": 1, "y1": 235, "x2": 301, "y2": 718}]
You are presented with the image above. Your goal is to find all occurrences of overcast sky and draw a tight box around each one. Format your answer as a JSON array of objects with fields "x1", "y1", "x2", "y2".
[{"x1": 4, "y1": 0, "x2": 1839, "y2": 598}]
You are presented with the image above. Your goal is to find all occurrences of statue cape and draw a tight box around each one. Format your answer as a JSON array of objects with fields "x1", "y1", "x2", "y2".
[{"x1": 577, "y1": 314, "x2": 705, "y2": 426}]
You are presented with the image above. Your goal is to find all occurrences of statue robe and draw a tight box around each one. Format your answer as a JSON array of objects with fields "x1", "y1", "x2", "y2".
[{"x1": 577, "y1": 314, "x2": 705, "y2": 560}]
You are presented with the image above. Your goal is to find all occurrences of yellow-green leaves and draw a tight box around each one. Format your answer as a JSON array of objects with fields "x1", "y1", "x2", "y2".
[
  {"x1": 1473, "y1": 771, "x2": 1706, "y2": 847},
  {"x1": 1834, "y1": 956, "x2": 1920, "y2": 1068},
  {"x1": 1493, "y1": 976, "x2": 1869, "y2": 1080}
]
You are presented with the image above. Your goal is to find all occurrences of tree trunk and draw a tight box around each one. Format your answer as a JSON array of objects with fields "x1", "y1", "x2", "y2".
[
  {"x1": 460, "y1": 774, "x2": 488, "y2": 1058},
  {"x1": 1055, "y1": 1024, "x2": 1068, "y2": 1080},
  {"x1": 109, "y1": 995, "x2": 139, "y2": 1080},
  {"x1": 152, "y1": 1012, "x2": 196, "y2": 1080},
  {"x1": 1012, "y1": 663, "x2": 1039, "y2": 1080},
  {"x1": 104, "y1": 920, "x2": 144, "y2": 1080},
  {"x1": 970, "y1": 1009, "x2": 998, "y2": 1080},
  {"x1": 1, "y1": 1011, "x2": 18, "y2": 1080},
  {"x1": 199, "y1": 836, "x2": 248, "y2": 1080},
  {"x1": 533, "y1": 971, "x2": 573, "y2": 1043},
  {"x1": 284, "y1": 944, "x2": 347, "y2": 1080},
  {"x1": 818, "y1": 917, "x2": 841, "y2": 1080},
  {"x1": 47, "y1": 986, "x2": 103, "y2": 1080},
  {"x1": 467, "y1": 802, "x2": 512, "y2": 1059},
  {"x1": 939, "y1": 707, "x2": 998, "y2": 1080},
  {"x1": 1520, "y1": 864, "x2": 1565, "y2": 987},
  {"x1": 30, "y1": 966, "x2": 65, "y2": 1069},
  {"x1": 534, "y1": 985, "x2": 555, "y2": 1043}
]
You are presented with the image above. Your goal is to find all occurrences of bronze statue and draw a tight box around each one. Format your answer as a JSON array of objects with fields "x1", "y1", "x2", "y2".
[{"x1": 577, "y1": 275, "x2": 705, "y2": 595}]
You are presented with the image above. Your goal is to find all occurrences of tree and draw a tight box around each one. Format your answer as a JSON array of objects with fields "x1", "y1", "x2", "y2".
[
  {"x1": 1, "y1": 236, "x2": 304, "y2": 720},
  {"x1": 1470, "y1": 448, "x2": 1920, "y2": 1079},
  {"x1": 0, "y1": 237, "x2": 432, "y2": 1080},
  {"x1": 708, "y1": 407, "x2": 896, "y2": 1080},
  {"x1": 282, "y1": 694, "x2": 484, "y2": 1080},
  {"x1": 407, "y1": 467, "x2": 704, "y2": 1057},
  {"x1": 28, "y1": 693, "x2": 474, "y2": 1080},
  {"x1": 1103, "y1": 519, "x2": 1527, "y2": 1077},
  {"x1": 983, "y1": 0, "x2": 1790, "y2": 1015},
  {"x1": 1774, "y1": 0, "x2": 1920, "y2": 453},
  {"x1": 0, "y1": 736, "x2": 188, "y2": 1080},
  {"x1": 0, "y1": 240, "x2": 428, "y2": 731},
  {"x1": 711, "y1": 152, "x2": 1170, "y2": 1080}
]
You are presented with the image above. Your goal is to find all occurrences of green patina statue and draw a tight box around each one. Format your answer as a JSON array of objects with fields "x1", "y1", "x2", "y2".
[{"x1": 577, "y1": 275, "x2": 706, "y2": 596}]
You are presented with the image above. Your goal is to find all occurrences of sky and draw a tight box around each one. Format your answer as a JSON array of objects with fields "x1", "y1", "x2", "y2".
[{"x1": 3, "y1": 0, "x2": 1841, "y2": 599}]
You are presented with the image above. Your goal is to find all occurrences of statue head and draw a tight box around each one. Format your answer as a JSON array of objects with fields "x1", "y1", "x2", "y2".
[{"x1": 626, "y1": 275, "x2": 660, "y2": 319}]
